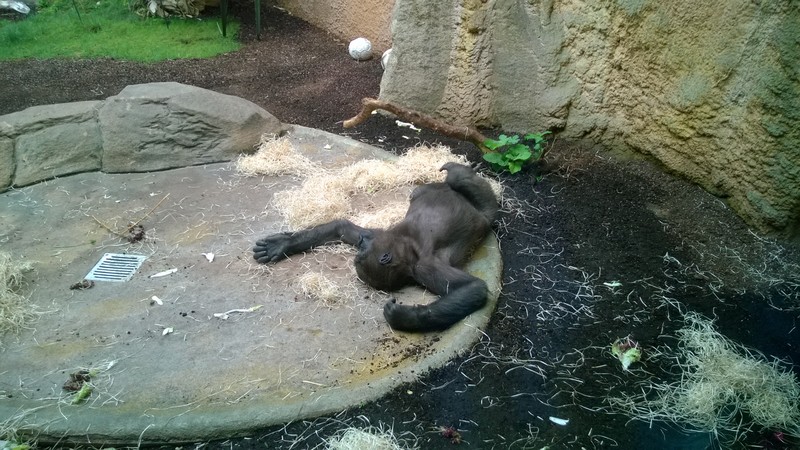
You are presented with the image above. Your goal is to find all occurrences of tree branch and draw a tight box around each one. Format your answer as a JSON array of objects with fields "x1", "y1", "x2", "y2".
[{"x1": 343, "y1": 97, "x2": 490, "y2": 153}]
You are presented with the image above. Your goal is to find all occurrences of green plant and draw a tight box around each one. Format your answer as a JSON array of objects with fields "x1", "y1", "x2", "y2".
[{"x1": 483, "y1": 131, "x2": 551, "y2": 174}]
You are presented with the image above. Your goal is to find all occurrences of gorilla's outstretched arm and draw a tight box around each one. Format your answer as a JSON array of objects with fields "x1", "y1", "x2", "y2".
[
  {"x1": 253, "y1": 219, "x2": 367, "y2": 263},
  {"x1": 383, "y1": 260, "x2": 488, "y2": 332}
]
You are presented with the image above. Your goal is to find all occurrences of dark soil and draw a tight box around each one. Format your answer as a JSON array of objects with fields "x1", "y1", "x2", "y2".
[{"x1": 2, "y1": 5, "x2": 799, "y2": 450}]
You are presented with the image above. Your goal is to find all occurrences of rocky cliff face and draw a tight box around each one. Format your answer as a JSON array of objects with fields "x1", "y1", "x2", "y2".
[
  {"x1": 380, "y1": 0, "x2": 800, "y2": 238},
  {"x1": 275, "y1": 0, "x2": 394, "y2": 51}
]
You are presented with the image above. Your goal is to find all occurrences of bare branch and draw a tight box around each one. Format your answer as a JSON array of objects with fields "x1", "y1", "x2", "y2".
[{"x1": 343, "y1": 97, "x2": 490, "y2": 153}]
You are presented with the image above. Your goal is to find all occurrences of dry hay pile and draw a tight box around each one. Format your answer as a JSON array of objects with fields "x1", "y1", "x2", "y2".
[
  {"x1": 236, "y1": 135, "x2": 317, "y2": 177},
  {"x1": 610, "y1": 312, "x2": 800, "y2": 443},
  {"x1": 239, "y1": 134, "x2": 502, "y2": 230},
  {"x1": 273, "y1": 144, "x2": 472, "y2": 230},
  {"x1": 0, "y1": 252, "x2": 36, "y2": 344}
]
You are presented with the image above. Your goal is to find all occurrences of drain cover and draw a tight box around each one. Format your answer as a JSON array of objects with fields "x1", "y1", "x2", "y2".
[{"x1": 85, "y1": 253, "x2": 148, "y2": 282}]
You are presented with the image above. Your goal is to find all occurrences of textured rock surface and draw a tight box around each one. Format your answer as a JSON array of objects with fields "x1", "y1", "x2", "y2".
[
  {"x1": 15, "y1": 121, "x2": 103, "y2": 186},
  {"x1": 0, "y1": 138, "x2": 12, "y2": 187},
  {"x1": 275, "y1": 0, "x2": 394, "y2": 51},
  {"x1": 0, "y1": 83, "x2": 283, "y2": 189},
  {"x1": 381, "y1": 0, "x2": 800, "y2": 237},
  {"x1": 0, "y1": 101, "x2": 102, "y2": 187},
  {"x1": 100, "y1": 82, "x2": 283, "y2": 172}
]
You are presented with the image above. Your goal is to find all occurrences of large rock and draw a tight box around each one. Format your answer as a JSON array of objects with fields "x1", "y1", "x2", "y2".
[
  {"x1": 15, "y1": 121, "x2": 103, "y2": 186},
  {"x1": 0, "y1": 83, "x2": 285, "y2": 190},
  {"x1": 0, "y1": 138, "x2": 12, "y2": 188},
  {"x1": 0, "y1": 101, "x2": 102, "y2": 187},
  {"x1": 100, "y1": 82, "x2": 283, "y2": 172},
  {"x1": 381, "y1": 0, "x2": 800, "y2": 238}
]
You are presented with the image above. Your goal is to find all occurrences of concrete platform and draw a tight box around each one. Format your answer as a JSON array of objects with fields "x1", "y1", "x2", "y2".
[{"x1": 0, "y1": 126, "x2": 502, "y2": 445}]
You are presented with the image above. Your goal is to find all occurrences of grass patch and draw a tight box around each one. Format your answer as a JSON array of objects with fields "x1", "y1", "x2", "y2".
[{"x1": 0, "y1": 0, "x2": 239, "y2": 61}]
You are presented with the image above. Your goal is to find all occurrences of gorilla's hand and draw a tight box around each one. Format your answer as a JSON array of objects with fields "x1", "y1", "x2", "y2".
[
  {"x1": 383, "y1": 298, "x2": 425, "y2": 332},
  {"x1": 253, "y1": 233, "x2": 294, "y2": 264}
]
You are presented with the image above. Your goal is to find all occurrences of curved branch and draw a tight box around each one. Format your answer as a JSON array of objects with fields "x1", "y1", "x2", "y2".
[{"x1": 343, "y1": 97, "x2": 490, "y2": 153}]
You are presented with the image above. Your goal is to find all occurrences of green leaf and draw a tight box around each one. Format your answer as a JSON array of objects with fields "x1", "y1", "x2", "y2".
[
  {"x1": 483, "y1": 139, "x2": 504, "y2": 151},
  {"x1": 506, "y1": 144, "x2": 531, "y2": 160},
  {"x1": 483, "y1": 152, "x2": 506, "y2": 165},
  {"x1": 499, "y1": 134, "x2": 520, "y2": 145},
  {"x1": 507, "y1": 162, "x2": 522, "y2": 174},
  {"x1": 523, "y1": 131, "x2": 551, "y2": 142}
]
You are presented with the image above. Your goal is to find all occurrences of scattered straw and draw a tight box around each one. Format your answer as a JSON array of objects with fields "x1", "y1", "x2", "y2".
[
  {"x1": 397, "y1": 144, "x2": 468, "y2": 184},
  {"x1": 296, "y1": 273, "x2": 346, "y2": 307},
  {"x1": 236, "y1": 134, "x2": 318, "y2": 177},
  {"x1": 610, "y1": 312, "x2": 800, "y2": 441},
  {"x1": 340, "y1": 160, "x2": 403, "y2": 193},
  {"x1": 0, "y1": 251, "x2": 37, "y2": 342},
  {"x1": 270, "y1": 143, "x2": 500, "y2": 230},
  {"x1": 273, "y1": 174, "x2": 353, "y2": 229},
  {"x1": 325, "y1": 425, "x2": 413, "y2": 450}
]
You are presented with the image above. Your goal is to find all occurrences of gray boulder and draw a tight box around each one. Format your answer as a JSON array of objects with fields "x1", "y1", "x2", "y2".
[
  {"x1": 0, "y1": 101, "x2": 103, "y2": 187},
  {"x1": 100, "y1": 82, "x2": 283, "y2": 172},
  {"x1": 0, "y1": 83, "x2": 284, "y2": 190}
]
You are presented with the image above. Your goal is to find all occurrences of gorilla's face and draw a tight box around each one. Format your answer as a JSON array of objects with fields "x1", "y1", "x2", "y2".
[{"x1": 354, "y1": 230, "x2": 411, "y2": 291}]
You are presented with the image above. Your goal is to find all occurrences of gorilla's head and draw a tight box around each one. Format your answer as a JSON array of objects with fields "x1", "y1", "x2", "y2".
[{"x1": 354, "y1": 229, "x2": 413, "y2": 291}]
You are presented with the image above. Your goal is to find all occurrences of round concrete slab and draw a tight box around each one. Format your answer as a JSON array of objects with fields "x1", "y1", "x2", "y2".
[{"x1": 0, "y1": 126, "x2": 501, "y2": 445}]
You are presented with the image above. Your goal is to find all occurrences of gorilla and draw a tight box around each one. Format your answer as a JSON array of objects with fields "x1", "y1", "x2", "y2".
[{"x1": 253, "y1": 162, "x2": 498, "y2": 332}]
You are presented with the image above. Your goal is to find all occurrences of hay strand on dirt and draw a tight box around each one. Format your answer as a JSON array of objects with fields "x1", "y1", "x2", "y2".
[
  {"x1": 325, "y1": 425, "x2": 412, "y2": 450},
  {"x1": 610, "y1": 312, "x2": 800, "y2": 441}
]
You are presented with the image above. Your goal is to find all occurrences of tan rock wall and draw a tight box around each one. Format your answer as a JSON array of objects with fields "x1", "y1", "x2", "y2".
[
  {"x1": 380, "y1": 0, "x2": 800, "y2": 238},
  {"x1": 274, "y1": 0, "x2": 394, "y2": 52}
]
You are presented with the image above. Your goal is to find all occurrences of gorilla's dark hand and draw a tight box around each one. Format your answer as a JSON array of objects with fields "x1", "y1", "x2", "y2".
[
  {"x1": 253, "y1": 233, "x2": 294, "y2": 264},
  {"x1": 383, "y1": 299, "x2": 425, "y2": 332}
]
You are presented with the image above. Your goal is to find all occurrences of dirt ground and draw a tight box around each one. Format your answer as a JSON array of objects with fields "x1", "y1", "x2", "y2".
[{"x1": 1, "y1": 4, "x2": 799, "y2": 450}]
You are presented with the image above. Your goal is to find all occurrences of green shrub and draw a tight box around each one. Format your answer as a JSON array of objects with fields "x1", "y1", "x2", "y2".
[{"x1": 483, "y1": 131, "x2": 551, "y2": 174}]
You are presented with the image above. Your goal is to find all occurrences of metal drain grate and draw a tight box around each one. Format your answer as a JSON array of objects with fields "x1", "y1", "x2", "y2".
[{"x1": 85, "y1": 253, "x2": 148, "y2": 282}]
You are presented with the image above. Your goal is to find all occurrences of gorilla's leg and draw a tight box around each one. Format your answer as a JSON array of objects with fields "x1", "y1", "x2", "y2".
[
  {"x1": 254, "y1": 219, "x2": 367, "y2": 263},
  {"x1": 441, "y1": 163, "x2": 498, "y2": 222}
]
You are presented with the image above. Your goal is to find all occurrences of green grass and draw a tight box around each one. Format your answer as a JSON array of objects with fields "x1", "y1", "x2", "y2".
[{"x1": 0, "y1": 0, "x2": 239, "y2": 61}]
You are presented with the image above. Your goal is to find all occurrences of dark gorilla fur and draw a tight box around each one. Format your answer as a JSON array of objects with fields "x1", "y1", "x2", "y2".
[{"x1": 253, "y1": 162, "x2": 498, "y2": 332}]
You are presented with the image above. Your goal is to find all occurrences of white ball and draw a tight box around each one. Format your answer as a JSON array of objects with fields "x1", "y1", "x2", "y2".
[
  {"x1": 348, "y1": 38, "x2": 373, "y2": 61},
  {"x1": 381, "y1": 48, "x2": 393, "y2": 70}
]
